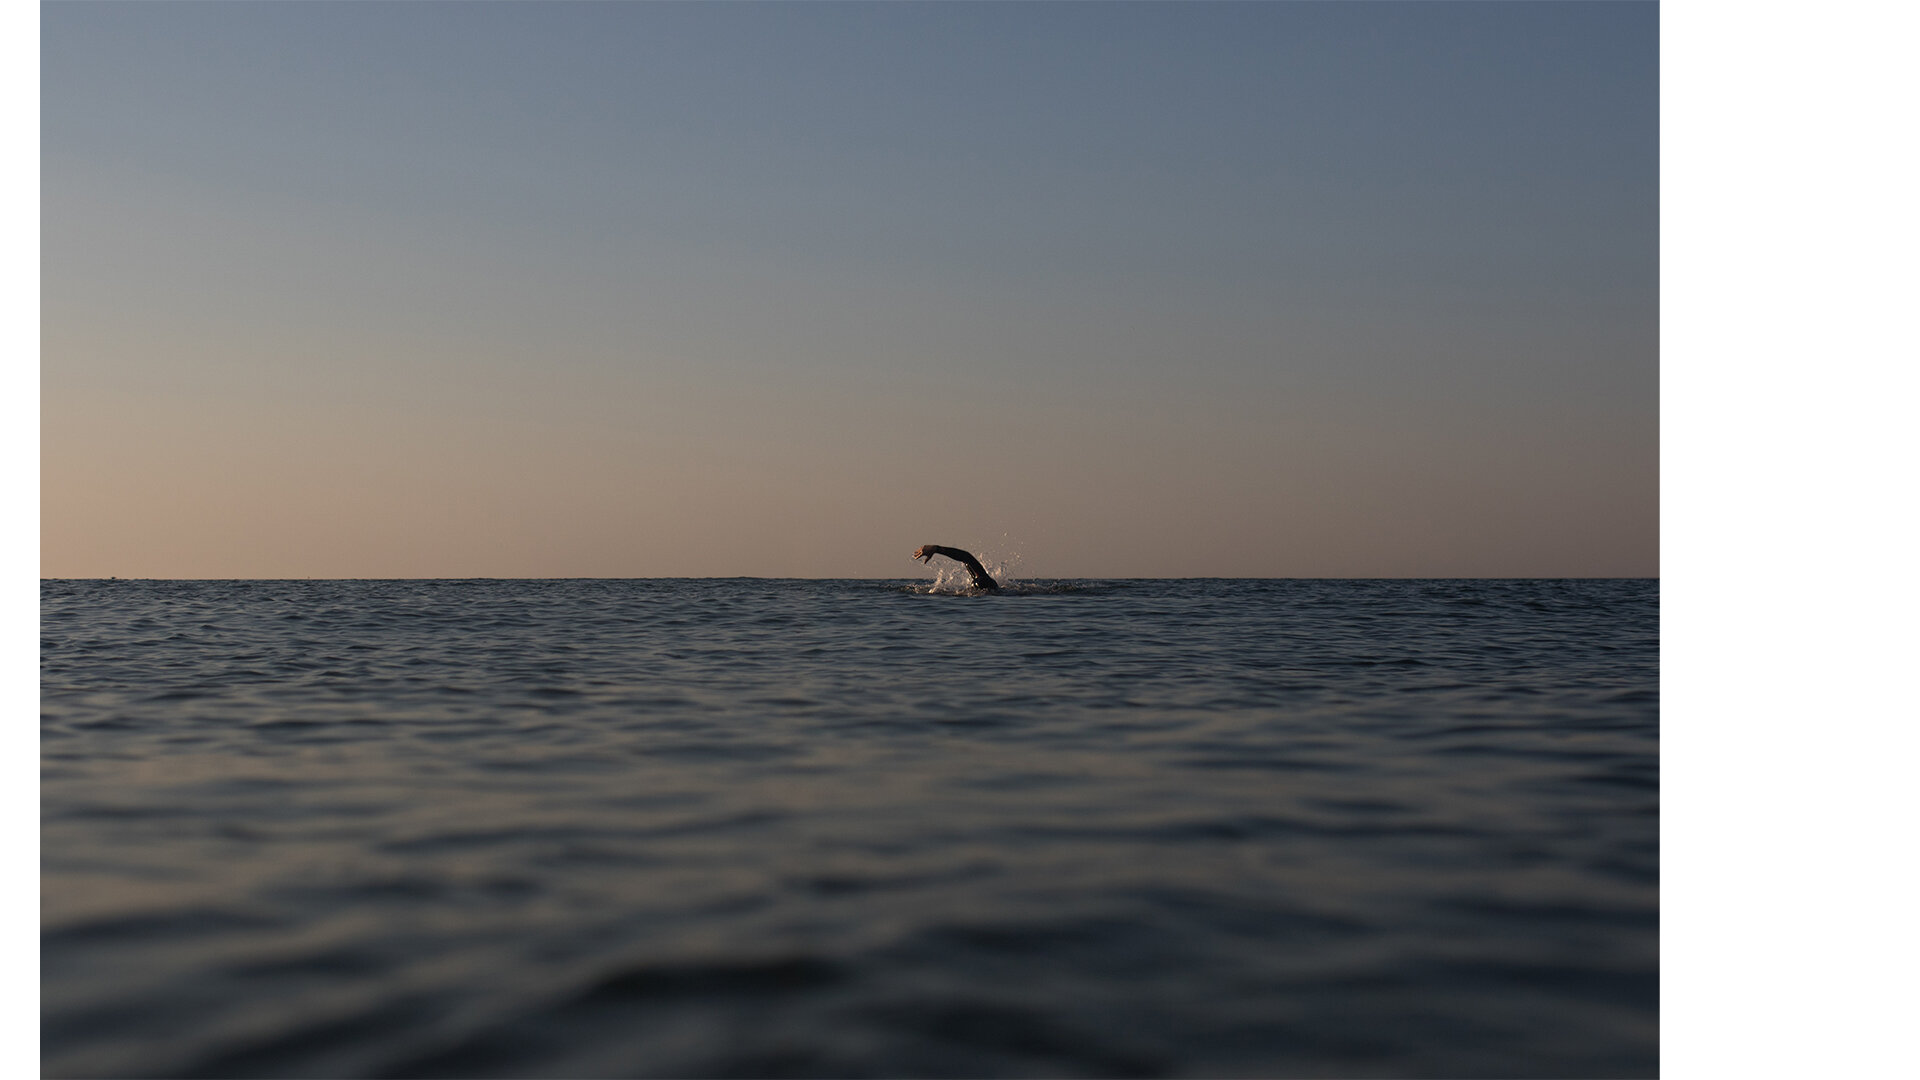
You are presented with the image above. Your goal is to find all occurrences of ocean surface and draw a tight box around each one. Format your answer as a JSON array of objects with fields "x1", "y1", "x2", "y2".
[{"x1": 41, "y1": 578, "x2": 1658, "y2": 1078}]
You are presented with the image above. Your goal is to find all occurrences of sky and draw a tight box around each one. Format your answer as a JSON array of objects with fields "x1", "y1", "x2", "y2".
[{"x1": 41, "y1": 1, "x2": 1658, "y2": 578}]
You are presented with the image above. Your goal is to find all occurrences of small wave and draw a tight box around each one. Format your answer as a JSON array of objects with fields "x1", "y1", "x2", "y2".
[
  {"x1": 573, "y1": 953, "x2": 846, "y2": 1004},
  {"x1": 44, "y1": 905, "x2": 286, "y2": 949}
]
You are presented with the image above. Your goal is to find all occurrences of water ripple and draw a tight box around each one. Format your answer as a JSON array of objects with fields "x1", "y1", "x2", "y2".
[{"x1": 42, "y1": 578, "x2": 1658, "y2": 1077}]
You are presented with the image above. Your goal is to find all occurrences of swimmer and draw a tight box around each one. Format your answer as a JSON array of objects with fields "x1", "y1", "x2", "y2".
[{"x1": 912, "y1": 544, "x2": 1000, "y2": 591}]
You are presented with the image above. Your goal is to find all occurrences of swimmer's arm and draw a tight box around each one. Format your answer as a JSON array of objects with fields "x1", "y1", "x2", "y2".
[{"x1": 912, "y1": 544, "x2": 973, "y2": 565}]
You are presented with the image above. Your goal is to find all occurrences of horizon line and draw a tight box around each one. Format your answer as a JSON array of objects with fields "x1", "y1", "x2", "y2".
[{"x1": 41, "y1": 575, "x2": 1662, "y2": 583}]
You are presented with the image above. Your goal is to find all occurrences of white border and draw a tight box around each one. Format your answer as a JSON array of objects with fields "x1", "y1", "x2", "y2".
[{"x1": 1665, "y1": 1, "x2": 1917, "y2": 1076}]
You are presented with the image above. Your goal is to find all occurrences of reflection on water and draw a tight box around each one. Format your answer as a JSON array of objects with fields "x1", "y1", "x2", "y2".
[{"x1": 43, "y1": 579, "x2": 1657, "y2": 1077}]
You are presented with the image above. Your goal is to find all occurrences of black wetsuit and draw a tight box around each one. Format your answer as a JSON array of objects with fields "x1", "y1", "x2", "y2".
[{"x1": 924, "y1": 546, "x2": 999, "y2": 590}]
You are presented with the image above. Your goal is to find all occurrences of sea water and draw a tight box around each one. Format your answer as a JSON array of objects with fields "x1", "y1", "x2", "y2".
[{"x1": 41, "y1": 578, "x2": 1657, "y2": 1077}]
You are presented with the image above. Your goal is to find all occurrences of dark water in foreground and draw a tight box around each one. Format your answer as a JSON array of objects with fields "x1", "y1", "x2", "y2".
[{"x1": 42, "y1": 579, "x2": 1657, "y2": 1078}]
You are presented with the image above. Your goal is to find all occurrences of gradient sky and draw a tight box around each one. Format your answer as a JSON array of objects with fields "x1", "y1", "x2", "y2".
[{"x1": 41, "y1": 1, "x2": 1657, "y2": 579}]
